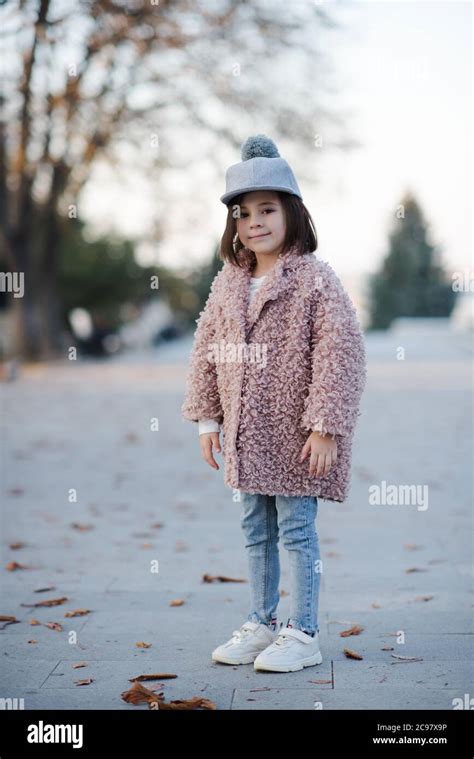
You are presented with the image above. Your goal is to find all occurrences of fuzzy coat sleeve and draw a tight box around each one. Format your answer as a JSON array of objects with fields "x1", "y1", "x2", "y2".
[
  {"x1": 181, "y1": 268, "x2": 225, "y2": 425},
  {"x1": 300, "y1": 262, "x2": 367, "y2": 439}
]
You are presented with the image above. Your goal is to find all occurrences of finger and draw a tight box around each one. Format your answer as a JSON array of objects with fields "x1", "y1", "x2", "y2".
[
  {"x1": 322, "y1": 451, "x2": 333, "y2": 476},
  {"x1": 300, "y1": 439, "x2": 310, "y2": 462},
  {"x1": 205, "y1": 450, "x2": 219, "y2": 470},
  {"x1": 316, "y1": 453, "x2": 329, "y2": 477},
  {"x1": 309, "y1": 448, "x2": 319, "y2": 475},
  {"x1": 210, "y1": 432, "x2": 221, "y2": 453},
  {"x1": 201, "y1": 440, "x2": 219, "y2": 470}
]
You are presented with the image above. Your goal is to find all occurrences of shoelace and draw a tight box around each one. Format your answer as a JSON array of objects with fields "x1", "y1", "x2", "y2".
[
  {"x1": 231, "y1": 625, "x2": 254, "y2": 641},
  {"x1": 274, "y1": 633, "x2": 295, "y2": 648}
]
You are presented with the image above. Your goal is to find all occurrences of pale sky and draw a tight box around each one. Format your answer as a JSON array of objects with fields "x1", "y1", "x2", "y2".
[
  {"x1": 312, "y1": 0, "x2": 472, "y2": 281},
  {"x1": 80, "y1": 1, "x2": 472, "y2": 288}
]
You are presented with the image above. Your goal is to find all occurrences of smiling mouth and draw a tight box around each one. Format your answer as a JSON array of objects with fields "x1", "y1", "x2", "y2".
[{"x1": 249, "y1": 232, "x2": 270, "y2": 239}]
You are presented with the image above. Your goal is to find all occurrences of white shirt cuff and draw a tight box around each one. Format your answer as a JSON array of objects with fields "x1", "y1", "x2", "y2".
[{"x1": 198, "y1": 419, "x2": 221, "y2": 435}]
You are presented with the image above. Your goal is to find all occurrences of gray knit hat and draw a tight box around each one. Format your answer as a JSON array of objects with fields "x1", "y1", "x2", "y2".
[{"x1": 220, "y1": 134, "x2": 303, "y2": 206}]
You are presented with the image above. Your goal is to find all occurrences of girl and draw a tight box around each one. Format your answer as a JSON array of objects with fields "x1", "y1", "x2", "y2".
[{"x1": 181, "y1": 135, "x2": 367, "y2": 673}]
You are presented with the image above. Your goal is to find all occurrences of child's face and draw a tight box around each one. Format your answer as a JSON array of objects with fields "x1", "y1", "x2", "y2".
[{"x1": 235, "y1": 191, "x2": 286, "y2": 256}]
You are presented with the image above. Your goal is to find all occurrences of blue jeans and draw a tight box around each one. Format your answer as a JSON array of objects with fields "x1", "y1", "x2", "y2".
[{"x1": 239, "y1": 492, "x2": 321, "y2": 635}]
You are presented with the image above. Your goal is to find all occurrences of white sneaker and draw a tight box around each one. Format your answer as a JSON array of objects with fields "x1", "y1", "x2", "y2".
[
  {"x1": 211, "y1": 621, "x2": 280, "y2": 665},
  {"x1": 254, "y1": 626, "x2": 323, "y2": 672}
]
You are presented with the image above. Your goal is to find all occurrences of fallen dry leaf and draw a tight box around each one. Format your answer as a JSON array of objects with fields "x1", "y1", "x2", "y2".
[
  {"x1": 135, "y1": 642, "x2": 152, "y2": 649},
  {"x1": 169, "y1": 599, "x2": 185, "y2": 607},
  {"x1": 27, "y1": 639, "x2": 38, "y2": 644},
  {"x1": 64, "y1": 609, "x2": 91, "y2": 617},
  {"x1": 405, "y1": 567, "x2": 427, "y2": 573},
  {"x1": 150, "y1": 696, "x2": 216, "y2": 711},
  {"x1": 129, "y1": 673, "x2": 177, "y2": 682},
  {"x1": 391, "y1": 654, "x2": 424, "y2": 662},
  {"x1": 140, "y1": 543, "x2": 153, "y2": 549},
  {"x1": 9, "y1": 542, "x2": 26, "y2": 550},
  {"x1": 343, "y1": 648, "x2": 363, "y2": 660},
  {"x1": 308, "y1": 679, "x2": 332, "y2": 684},
  {"x1": 404, "y1": 543, "x2": 423, "y2": 551},
  {"x1": 21, "y1": 597, "x2": 68, "y2": 608},
  {"x1": 29, "y1": 619, "x2": 41, "y2": 625},
  {"x1": 6, "y1": 561, "x2": 29, "y2": 571},
  {"x1": 75, "y1": 678, "x2": 93, "y2": 686},
  {"x1": 34, "y1": 586, "x2": 56, "y2": 593},
  {"x1": 72, "y1": 662, "x2": 88, "y2": 669},
  {"x1": 371, "y1": 602, "x2": 381, "y2": 609},
  {"x1": 202, "y1": 574, "x2": 247, "y2": 583},
  {"x1": 121, "y1": 681, "x2": 158, "y2": 705},
  {"x1": 121, "y1": 681, "x2": 216, "y2": 710},
  {"x1": 44, "y1": 622, "x2": 63, "y2": 632},
  {"x1": 340, "y1": 624, "x2": 364, "y2": 637},
  {"x1": 151, "y1": 522, "x2": 164, "y2": 529},
  {"x1": 381, "y1": 646, "x2": 394, "y2": 651},
  {"x1": 0, "y1": 615, "x2": 19, "y2": 630},
  {"x1": 71, "y1": 523, "x2": 94, "y2": 531},
  {"x1": 414, "y1": 595, "x2": 434, "y2": 602}
]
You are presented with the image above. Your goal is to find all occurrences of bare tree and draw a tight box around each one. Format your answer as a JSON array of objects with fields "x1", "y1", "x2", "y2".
[{"x1": 0, "y1": 0, "x2": 347, "y2": 359}]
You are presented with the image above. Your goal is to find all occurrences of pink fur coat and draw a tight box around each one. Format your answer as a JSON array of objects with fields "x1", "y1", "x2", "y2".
[{"x1": 181, "y1": 244, "x2": 367, "y2": 502}]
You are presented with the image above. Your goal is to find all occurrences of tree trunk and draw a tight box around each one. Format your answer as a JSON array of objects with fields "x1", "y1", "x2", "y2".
[{"x1": 9, "y1": 235, "x2": 64, "y2": 362}]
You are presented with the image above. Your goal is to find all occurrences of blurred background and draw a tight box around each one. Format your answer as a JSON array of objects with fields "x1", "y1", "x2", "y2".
[
  {"x1": 0, "y1": 0, "x2": 471, "y2": 367},
  {"x1": 0, "y1": 1, "x2": 472, "y2": 712}
]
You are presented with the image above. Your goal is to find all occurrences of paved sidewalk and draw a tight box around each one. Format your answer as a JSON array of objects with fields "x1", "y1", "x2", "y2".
[{"x1": 1, "y1": 329, "x2": 472, "y2": 710}]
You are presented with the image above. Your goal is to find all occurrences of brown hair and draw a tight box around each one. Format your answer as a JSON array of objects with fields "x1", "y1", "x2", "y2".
[{"x1": 219, "y1": 191, "x2": 318, "y2": 267}]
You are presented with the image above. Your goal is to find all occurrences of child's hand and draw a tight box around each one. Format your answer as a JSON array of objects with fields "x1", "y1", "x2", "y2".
[
  {"x1": 199, "y1": 431, "x2": 222, "y2": 470},
  {"x1": 300, "y1": 431, "x2": 337, "y2": 477}
]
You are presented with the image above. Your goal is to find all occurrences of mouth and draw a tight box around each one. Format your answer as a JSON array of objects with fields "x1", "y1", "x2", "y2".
[{"x1": 249, "y1": 232, "x2": 271, "y2": 240}]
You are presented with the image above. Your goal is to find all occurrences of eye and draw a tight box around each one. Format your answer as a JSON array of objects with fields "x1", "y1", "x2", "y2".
[{"x1": 238, "y1": 208, "x2": 274, "y2": 219}]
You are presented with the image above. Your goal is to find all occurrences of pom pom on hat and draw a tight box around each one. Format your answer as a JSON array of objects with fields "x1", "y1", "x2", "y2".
[
  {"x1": 220, "y1": 133, "x2": 302, "y2": 205},
  {"x1": 241, "y1": 134, "x2": 280, "y2": 161}
]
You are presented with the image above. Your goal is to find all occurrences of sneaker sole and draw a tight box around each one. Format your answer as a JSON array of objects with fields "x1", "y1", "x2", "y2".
[
  {"x1": 212, "y1": 651, "x2": 260, "y2": 665},
  {"x1": 254, "y1": 651, "x2": 323, "y2": 672}
]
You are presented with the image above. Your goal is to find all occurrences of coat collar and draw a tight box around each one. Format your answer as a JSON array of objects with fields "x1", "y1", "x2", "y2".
[{"x1": 224, "y1": 244, "x2": 312, "y2": 340}]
